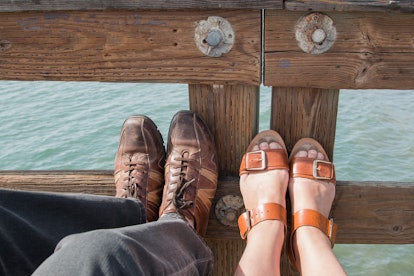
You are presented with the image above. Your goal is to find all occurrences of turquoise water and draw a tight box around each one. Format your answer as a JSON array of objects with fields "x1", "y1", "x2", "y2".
[{"x1": 1, "y1": 81, "x2": 413, "y2": 274}]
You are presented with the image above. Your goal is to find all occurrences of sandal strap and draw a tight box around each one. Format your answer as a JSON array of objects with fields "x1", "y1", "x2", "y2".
[
  {"x1": 290, "y1": 157, "x2": 336, "y2": 182},
  {"x1": 289, "y1": 209, "x2": 338, "y2": 269},
  {"x1": 238, "y1": 203, "x2": 287, "y2": 239},
  {"x1": 239, "y1": 149, "x2": 288, "y2": 176}
]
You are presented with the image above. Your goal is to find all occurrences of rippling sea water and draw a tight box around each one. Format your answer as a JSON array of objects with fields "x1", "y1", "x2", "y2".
[{"x1": 1, "y1": 81, "x2": 413, "y2": 274}]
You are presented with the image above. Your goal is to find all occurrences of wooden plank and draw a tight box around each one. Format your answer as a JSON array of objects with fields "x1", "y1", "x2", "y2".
[
  {"x1": 189, "y1": 84, "x2": 260, "y2": 275},
  {"x1": 334, "y1": 181, "x2": 414, "y2": 244},
  {"x1": 189, "y1": 84, "x2": 260, "y2": 176},
  {"x1": 0, "y1": 0, "x2": 283, "y2": 11},
  {"x1": 0, "y1": 10, "x2": 261, "y2": 84},
  {"x1": 285, "y1": 0, "x2": 414, "y2": 13},
  {"x1": 1, "y1": 0, "x2": 412, "y2": 12},
  {"x1": 264, "y1": 10, "x2": 414, "y2": 89},
  {"x1": 270, "y1": 87, "x2": 339, "y2": 158},
  {"x1": 1, "y1": 170, "x2": 414, "y2": 243}
]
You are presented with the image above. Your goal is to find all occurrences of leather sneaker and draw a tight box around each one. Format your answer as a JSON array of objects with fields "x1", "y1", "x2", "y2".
[
  {"x1": 114, "y1": 116, "x2": 165, "y2": 222},
  {"x1": 159, "y1": 110, "x2": 218, "y2": 237}
]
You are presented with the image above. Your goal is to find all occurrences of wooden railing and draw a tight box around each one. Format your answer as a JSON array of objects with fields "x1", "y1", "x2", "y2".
[{"x1": 1, "y1": 1, "x2": 413, "y2": 275}]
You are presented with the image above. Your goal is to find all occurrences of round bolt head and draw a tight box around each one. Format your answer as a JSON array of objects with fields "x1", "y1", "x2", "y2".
[
  {"x1": 215, "y1": 195, "x2": 244, "y2": 227},
  {"x1": 312, "y1": 28, "x2": 327, "y2": 44},
  {"x1": 205, "y1": 30, "x2": 223, "y2": 47},
  {"x1": 195, "y1": 16, "x2": 235, "y2": 57},
  {"x1": 295, "y1": 12, "x2": 337, "y2": 54}
]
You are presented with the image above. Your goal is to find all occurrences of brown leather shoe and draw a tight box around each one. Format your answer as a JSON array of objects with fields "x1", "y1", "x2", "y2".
[
  {"x1": 159, "y1": 110, "x2": 218, "y2": 237},
  {"x1": 114, "y1": 116, "x2": 165, "y2": 222}
]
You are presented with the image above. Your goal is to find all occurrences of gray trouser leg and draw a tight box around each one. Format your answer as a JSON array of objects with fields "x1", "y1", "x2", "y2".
[
  {"x1": 33, "y1": 217, "x2": 213, "y2": 276},
  {"x1": 0, "y1": 189, "x2": 145, "y2": 275}
]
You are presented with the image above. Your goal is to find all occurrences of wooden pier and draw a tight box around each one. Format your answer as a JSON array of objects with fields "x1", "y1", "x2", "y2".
[{"x1": 1, "y1": 1, "x2": 413, "y2": 275}]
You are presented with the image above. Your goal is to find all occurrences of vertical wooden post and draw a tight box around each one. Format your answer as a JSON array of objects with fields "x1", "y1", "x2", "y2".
[
  {"x1": 271, "y1": 87, "x2": 339, "y2": 275},
  {"x1": 189, "y1": 84, "x2": 259, "y2": 176},
  {"x1": 189, "y1": 83, "x2": 260, "y2": 275},
  {"x1": 271, "y1": 87, "x2": 339, "y2": 159}
]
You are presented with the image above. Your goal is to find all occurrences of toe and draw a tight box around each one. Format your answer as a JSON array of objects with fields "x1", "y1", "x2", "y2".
[
  {"x1": 259, "y1": 142, "x2": 270, "y2": 150},
  {"x1": 269, "y1": 141, "x2": 282, "y2": 150},
  {"x1": 317, "y1": 151, "x2": 325, "y2": 160},
  {"x1": 295, "y1": 150, "x2": 308, "y2": 158},
  {"x1": 308, "y1": 149, "x2": 318, "y2": 159}
]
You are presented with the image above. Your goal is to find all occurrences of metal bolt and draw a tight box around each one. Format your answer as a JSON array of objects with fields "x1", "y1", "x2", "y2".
[
  {"x1": 295, "y1": 12, "x2": 336, "y2": 54},
  {"x1": 215, "y1": 195, "x2": 244, "y2": 227},
  {"x1": 195, "y1": 16, "x2": 235, "y2": 57},
  {"x1": 0, "y1": 40, "x2": 12, "y2": 52},
  {"x1": 312, "y1": 28, "x2": 326, "y2": 44},
  {"x1": 204, "y1": 30, "x2": 223, "y2": 47}
]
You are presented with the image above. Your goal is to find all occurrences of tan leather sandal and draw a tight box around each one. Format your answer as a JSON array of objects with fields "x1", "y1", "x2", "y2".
[
  {"x1": 288, "y1": 138, "x2": 338, "y2": 270},
  {"x1": 238, "y1": 130, "x2": 288, "y2": 240}
]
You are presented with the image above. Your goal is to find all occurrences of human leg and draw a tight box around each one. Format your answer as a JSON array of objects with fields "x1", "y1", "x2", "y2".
[
  {"x1": 33, "y1": 216, "x2": 213, "y2": 276},
  {"x1": 236, "y1": 130, "x2": 289, "y2": 276},
  {"x1": 288, "y1": 138, "x2": 346, "y2": 275},
  {"x1": 33, "y1": 110, "x2": 218, "y2": 275},
  {"x1": 0, "y1": 189, "x2": 145, "y2": 276}
]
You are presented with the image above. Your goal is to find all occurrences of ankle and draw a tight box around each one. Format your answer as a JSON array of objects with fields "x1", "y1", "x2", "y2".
[
  {"x1": 248, "y1": 220, "x2": 285, "y2": 242},
  {"x1": 294, "y1": 226, "x2": 332, "y2": 254}
]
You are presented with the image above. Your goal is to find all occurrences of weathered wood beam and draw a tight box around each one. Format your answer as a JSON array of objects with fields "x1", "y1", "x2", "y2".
[
  {"x1": 0, "y1": 0, "x2": 282, "y2": 11},
  {"x1": 1, "y1": 170, "x2": 413, "y2": 244},
  {"x1": 270, "y1": 87, "x2": 339, "y2": 158},
  {"x1": 189, "y1": 84, "x2": 259, "y2": 176},
  {"x1": 0, "y1": 10, "x2": 261, "y2": 85},
  {"x1": 0, "y1": 0, "x2": 411, "y2": 12},
  {"x1": 285, "y1": 0, "x2": 414, "y2": 13},
  {"x1": 189, "y1": 84, "x2": 260, "y2": 275},
  {"x1": 264, "y1": 10, "x2": 414, "y2": 89}
]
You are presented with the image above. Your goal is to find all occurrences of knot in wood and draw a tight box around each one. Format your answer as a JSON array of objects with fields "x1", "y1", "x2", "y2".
[
  {"x1": 194, "y1": 16, "x2": 235, "y2": 57},
  {"x1": 295, "y1": 12, "x2": 336, "y2": 54},
  {"x1": 215, "y1": 195, "x2": 244, "y2": 226}
]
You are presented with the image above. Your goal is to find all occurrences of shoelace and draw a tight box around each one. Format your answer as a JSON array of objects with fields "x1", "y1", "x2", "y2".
[
  {"x1": 171, "y1": 153, "x2": 197, "y2": 209},
  {"x1": 122, "y1": 156, "x2": 148, "y2": 197}
]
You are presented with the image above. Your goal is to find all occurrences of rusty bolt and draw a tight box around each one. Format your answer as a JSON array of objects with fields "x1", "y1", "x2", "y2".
[
  {"x1": 0, "y1": 40, "x2": 12, "y2": 52},
  {"x1": 295, "y1": 12, "x2": 336, "y2": 54},
  {"x1": 194, "y1": 16, "x2": 235, "y2": 57},
  {"x1": 215, "y1": 195, "x2": 244, "y2": 227}
]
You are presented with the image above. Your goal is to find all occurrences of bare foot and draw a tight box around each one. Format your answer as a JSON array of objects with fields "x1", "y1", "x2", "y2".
[
  {"x1": 288, "y1": 140, "x2": 346, "y2": 275},
  {"x1": 236, "y1": 133, "x2": 289, "y2": 276},
  {"x1": 240, "y1": 141, "x2": 289, "y2": 211},
  {"x1": 288, "y1": 148, "x2": 335, "y2": 218}
]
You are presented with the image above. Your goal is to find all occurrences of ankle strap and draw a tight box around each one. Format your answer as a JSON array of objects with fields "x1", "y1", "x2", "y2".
[
  {"x1": 288, "y1": 209, "x2": 338, "y2": 270},
  {"x1": 292, "y1": 209, "x2": 337, "y2": 245},
  {"x1": 238, "y1": 203, "x2": 287, "y2": 239}
]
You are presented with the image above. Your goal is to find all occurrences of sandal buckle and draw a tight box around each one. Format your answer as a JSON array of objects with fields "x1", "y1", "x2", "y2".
[
  {"x1": 245, "y1": 150, "x2": 266, "y2": 171},
  {"x1": 313, "y1": 160, "x2": 334, "y2": 180}
]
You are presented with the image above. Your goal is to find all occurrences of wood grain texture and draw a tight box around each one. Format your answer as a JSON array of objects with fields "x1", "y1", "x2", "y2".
[
  {"x1": 270, "y1": 87, "x2": 339, "y2": 159},
  {"x1": 0, "y1": 0, "x2": 411, "y2": 12},
  {"x1": 0, "y1": 0, "x2": 282, "y2": 11},
  {"x1": 189, "y1": 84, "x2": 260, "y2": 176},
  {"x1": 285, "y1": 0, "x2": 414, "y2": 13},
  {"x1": 0, "y1": 10, "x2": 261, "y2": 84},
  {"x1": 189, "y1": 84, "x2": 259, "y2": 275},
  {"x1": 264, "y1": 10, "x2": 414, "y2": 89},
  {"x1": 1, "y1": 171, "x2": 413, "y2": 244}
]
